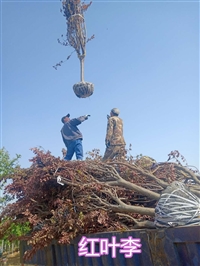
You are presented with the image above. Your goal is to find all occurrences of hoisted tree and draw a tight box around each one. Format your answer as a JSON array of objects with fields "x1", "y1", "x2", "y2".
[{"x1": 55, "y1": 0, "x2": 94, "y2": 98}]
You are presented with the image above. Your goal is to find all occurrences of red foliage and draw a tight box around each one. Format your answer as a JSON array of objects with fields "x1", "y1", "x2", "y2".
[{"x1": 1, "y1": 148, "x2": 199, "y2": 260}]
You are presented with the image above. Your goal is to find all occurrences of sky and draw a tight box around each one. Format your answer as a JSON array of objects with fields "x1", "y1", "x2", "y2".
[{"x1": 0, "y1": 0, "x2": 199, "y2": 170}]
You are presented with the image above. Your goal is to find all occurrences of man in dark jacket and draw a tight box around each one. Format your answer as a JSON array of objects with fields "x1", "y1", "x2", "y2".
[{"x1": 61, "y1": 113, "x2": 90, "y2": 160}]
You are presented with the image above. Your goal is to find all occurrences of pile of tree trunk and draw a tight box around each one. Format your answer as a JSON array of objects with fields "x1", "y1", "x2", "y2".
[{"x1": 0, "y1": 148, "x2": 199, "y2": 260}]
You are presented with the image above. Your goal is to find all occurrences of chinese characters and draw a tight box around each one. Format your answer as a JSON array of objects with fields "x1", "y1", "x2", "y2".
[{"x1": 78, "y1": 236, "x2": 142, "y2": 258}]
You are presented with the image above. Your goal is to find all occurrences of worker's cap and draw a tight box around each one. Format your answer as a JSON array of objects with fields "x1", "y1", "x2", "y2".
[
  {"x1": 111, "y1": 108, "x2": 120, "y2": 115},
  {"x1": 61, "y1": 113, "x2": 70, "y2": 123}
]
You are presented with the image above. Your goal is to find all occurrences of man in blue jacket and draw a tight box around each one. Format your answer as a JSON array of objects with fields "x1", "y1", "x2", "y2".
[{"x1": 61, "y1": 113, "x2": 90, "y2": 160}]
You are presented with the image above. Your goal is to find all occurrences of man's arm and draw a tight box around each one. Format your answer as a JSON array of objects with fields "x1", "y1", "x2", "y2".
[{"x1": 70, "y1": 115, "x2": 90, "y2": 126}]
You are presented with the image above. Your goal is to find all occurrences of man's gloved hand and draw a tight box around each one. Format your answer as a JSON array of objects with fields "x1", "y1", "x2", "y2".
[
  {"x1": 107, "y1": 114, "x2": 110, "y2": 119},
  {"x1": 84, "y1": 115, "x2": 91, "y2": 120}
]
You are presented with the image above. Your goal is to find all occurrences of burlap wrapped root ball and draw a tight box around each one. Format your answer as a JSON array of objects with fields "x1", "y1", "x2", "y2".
[{"x1": 73, "y1": 81, "x2": 94, "y2": 98}]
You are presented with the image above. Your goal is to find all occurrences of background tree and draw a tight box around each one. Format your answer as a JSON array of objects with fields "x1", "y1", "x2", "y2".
[
  {"x1": 0, "y1": 148, "x2": 30, "y2": 255},
  {"x1": 0, "y1": 148, "x2": 21, "y2": 209}
]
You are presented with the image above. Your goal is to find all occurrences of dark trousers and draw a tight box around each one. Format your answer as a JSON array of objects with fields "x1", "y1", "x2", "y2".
[{"x1": 64, "y1": 139, "x2": 83, "y2": 160}]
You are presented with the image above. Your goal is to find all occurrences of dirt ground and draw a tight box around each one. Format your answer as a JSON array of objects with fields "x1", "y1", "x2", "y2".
[{"x1": 0, "y1": 252, "x2": 36, "y2": 266}]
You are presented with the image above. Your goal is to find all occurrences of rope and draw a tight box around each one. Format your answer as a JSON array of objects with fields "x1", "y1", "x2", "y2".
[
  {"x1": 155, "y1": 181, "x2": 200, "y2": 227},
  {"x1": 68, "y1": 13, "x2": 84, "y2": 20}
]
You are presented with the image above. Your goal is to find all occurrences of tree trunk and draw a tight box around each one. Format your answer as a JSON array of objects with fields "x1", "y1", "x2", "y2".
[{"x1": 80, "y1": 57, "x2": 84, "y2": 82}]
